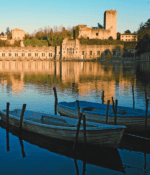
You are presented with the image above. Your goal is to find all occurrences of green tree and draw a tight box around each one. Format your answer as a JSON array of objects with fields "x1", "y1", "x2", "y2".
[
  {"x1": 117, "y1": 32, "x2": 120, "y2": 40},
  {"x1": 136, "y1": 34, "x2": 150, "y2": 55},
  {"x1": 124, "y1": 30, "x2": 131, "y2": 33},
  {"x1": 6, "y1": 27, "x2": 11, "y2": 35},
  {"x1": 0, "y1": 32, "x2": 4, "y2": 35}
]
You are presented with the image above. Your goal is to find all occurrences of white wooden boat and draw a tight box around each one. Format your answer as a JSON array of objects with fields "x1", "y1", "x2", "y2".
[
  {"x1": 0, "y1": 109, "x2": 126, "y2": 148},
  {"x1": 57, "y1": 101, "x2": 150, "y2": 131}
]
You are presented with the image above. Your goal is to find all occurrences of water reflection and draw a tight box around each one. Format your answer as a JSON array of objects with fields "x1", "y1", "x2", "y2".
[
  {"x1": 0, "y1": 119, "x2": 125, "y2": 173},
  {"x1": 0, "y1": 60, "x2": 150, "y2": 105}
]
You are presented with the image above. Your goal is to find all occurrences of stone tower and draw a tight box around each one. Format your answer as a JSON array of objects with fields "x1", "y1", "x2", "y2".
[{"x1": 104, "y1": 10, "x2": 117, "y2": 40}]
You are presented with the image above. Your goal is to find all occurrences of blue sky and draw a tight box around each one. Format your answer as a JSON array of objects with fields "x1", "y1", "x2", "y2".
[{"x1": 0, "y1": 0, "x2": 149, "y2": 35}]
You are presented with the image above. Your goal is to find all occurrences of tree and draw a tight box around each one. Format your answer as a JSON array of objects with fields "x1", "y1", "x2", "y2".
[
  {"x1": 136, "y1": 34, "x2": 150, "y2": 55},
  {"x1": 6, "y1": 27, "x2": 11, "y2": 35},
  {"x1": 0, "y1": 32, "x2": 4, "y2": 35},
  {"x1": 144, "y1": 19, "x2": 150, "y2": 29},
  {"x1": 124, "y1": 30, "x2": 131, "y2": 33},
  {"x1": 97, "y1": 23, "x2": 103, "y2": 29},
  {"x1": 117, "y1": 32, "x2": 120, "y2": 40},
  {"x1": 108, "y1": 36, "x2": 113, "y2": 40}
]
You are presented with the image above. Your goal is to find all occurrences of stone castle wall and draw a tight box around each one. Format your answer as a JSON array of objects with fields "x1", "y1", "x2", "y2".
[
  {"x1": 78, "y1": 9, "x2": 117, "y2": 40},
  {"x1": 12, "y1": 28, "x2": 26, "y2": 40},
  {"x1": 0, "y1": 46, "x2": 57, "y2": 60},
  {"x1": 0, "y1": 38, "x2": 123, "y2": 60},
  {"x1": 61, "y1": 38, "x2": 123, "y2": 60}
]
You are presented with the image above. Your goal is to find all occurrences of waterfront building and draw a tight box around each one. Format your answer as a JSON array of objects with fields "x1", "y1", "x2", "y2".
[{"x1": 120, "y1": 33, "x2": 138, "y2": 42}]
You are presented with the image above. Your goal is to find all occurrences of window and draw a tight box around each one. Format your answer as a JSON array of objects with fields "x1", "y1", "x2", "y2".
[
  {"x1": 49, "y1": 53, "x2": 51, "y2": 57},
  {"x1": 28, "y1": 53, "x2": 31, "y2": 56},
  {"x1": 51, "y1": 53, "x2": 52, "y2": 57},
  {"x1": 105, "y1": 51, "x2": 108, "y2": 55},
  {"x1": 2, "y1": 53, "x2": 5, "y2": 56},
  {"x1": 15, "y1": 53, "x2": 18, "y2": 56},
  {"x1": 35, "y1": 53, "x2": 38, "y2": 56},
  {"x1": 22, "y1": 53, "x2": 25, "y2": 56},
  {"x1": 96, "y1": 33, "x2": 98, "y2": 36},
  {"x1": 42, "y1": 53, "x2": 45, "y2": 57},
  {"x1": 90, "y1": 51, "x2": 92, "y2": 55},
  {"x1": 87, "y1": 37, "x2": 89, "y2": 39},
  {"x1": 82, "y1": 51, "x2": 84, "y2": 55},
  {"x1": 9, "y1": 53, "x2": 11, "y2": 56},
  {"x1": 97, "y1": 51, "x2": 100, "y2": 55},
  {"x1": 113, "y1": 51, "x2": 116, "y2": 55}
]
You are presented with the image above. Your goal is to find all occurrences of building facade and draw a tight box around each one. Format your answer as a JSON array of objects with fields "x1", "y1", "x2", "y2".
[
  {"x1": 0, "y1": 46, "x2": 56, "y2": 60},
  {"x1": 78, "y1": 10, "x2": 117, "y2": 40},
  {"x1": 0, "y1": 38, "x2": 124, "y2": 60},
  {"x1": 61, "y1": 38, "x2": 123, "y2": 60},
  {"x1": 0, "y1": 35, "x2": 7, "y2": 40},
  {"x1": 120, "y1": 33, "x2": 137, "y2": 42},
  {"x1": 12, "y1": 28, "x2": 26, "y2": 40}
]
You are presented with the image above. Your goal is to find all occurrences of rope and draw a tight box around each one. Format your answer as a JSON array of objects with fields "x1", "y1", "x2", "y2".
[{"x1": 126, "y1": 133, "x2": 150, "y2": 141}]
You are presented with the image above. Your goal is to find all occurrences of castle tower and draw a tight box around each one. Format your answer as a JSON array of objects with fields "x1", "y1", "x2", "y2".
[{"x1": 104, "y1": 10, "x2": 117, "y2": 39}]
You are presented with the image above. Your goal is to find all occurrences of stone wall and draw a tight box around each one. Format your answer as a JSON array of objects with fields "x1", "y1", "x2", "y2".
[
  {"x1": 61, "y1": 38, "x2": 123, "y2": 60},
  {"x1": 78, "y1": 9, "x2": 117, "y2": 40},
  {"x1": 0, "y1": 38, "x2": 123, "y2": 60},
  {"x1": 12, "y1": 28, "x2": 26, "y2": 40},
  {"x1": 0, "y1": 46, "x2": 57, "y2": 60}
]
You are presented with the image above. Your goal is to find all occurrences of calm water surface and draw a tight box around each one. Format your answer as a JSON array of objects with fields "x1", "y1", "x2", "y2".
[{"x1": 0, "y1": 60, "x2": 150, "y2": 175}]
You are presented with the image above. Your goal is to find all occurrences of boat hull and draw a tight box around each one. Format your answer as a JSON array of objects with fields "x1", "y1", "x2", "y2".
[
  {"x1": 57, "y1": 101, "x2": 150, "y2": 132},
  {"x1": 0, "y1": 110, "x2": 125, "y2": 148}
]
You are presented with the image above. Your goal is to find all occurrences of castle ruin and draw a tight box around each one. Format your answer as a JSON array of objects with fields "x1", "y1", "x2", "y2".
[{"x1": 78, "y1": 10, "x2": 117, "y2": 40}]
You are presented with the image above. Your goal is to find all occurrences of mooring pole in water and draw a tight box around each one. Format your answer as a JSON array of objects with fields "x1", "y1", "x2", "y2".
[
  {"x1": 102, "y1": 90, "x2": 104, "y2": 104},
  {"x1": 76, "y1": 100, "x2": 80, "y2": 118},
  {"x1": 106, "y1": 100, "x2": 110, "y2": 124},
  {"x1": 83, "y1": 114, "x2": 86, "y2": 150},
  {"x1": 53, "y1": 87, "x2": 58, "y2": 115},
  {"x1": 114, "y1": 100, "x2": 118, "y2": 125},
  {"x1": 6, "y1": 102, "x2": 10, "y2": 151},
  {"x1": 132, "y1": 85, "x2": 135, "y2": 108},
  {"x1": 19, "y1": 104, "x2": 26, "y2": 131},
  {"x1": 112, "y1": 98, "x2": 118, "y2": 125},
  {"x1": 145, "y1": 99, "x2": 149, "y2": 130},
  {"x1": 6, "y1": 102, "x2": 10, "y2": 128},
  {"x1": 73, "y1": 112, "x2": 82, "y2": 151},
  {"x1": 112, "y1": 97, "x2": 115, "y2": 113}
]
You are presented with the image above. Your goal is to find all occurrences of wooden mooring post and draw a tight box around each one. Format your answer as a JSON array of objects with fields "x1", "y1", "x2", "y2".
[
  {"x1": 6, "y1": 103, "x2": 10, "y2": 151},
  {"x1": 73, "y1": 101, "x2": 86, "y2": 152},
  {"x1": 106, "y1": 100, "x2": 110, "y2": 124},
  {"x1": 83, "y1": 114, "x2": 86, "y2": 150},
  {"x1": 53, "y1": 87, "x2": 58, "y2": 115},
  {"x1": 102, "y1": 90, "x2": 104, "y2": 104},
  {"x1": 6, "y1": 102, "x2": 10, "y2": 129},
  {"x1": 145, "y1": 98, "x2": 149, "y2": 130},
  {"x1": 132, "y1": 85, "x2": 135, "y2": 108},
  {"x1": 19, "y1": 104, "x2": 26, "y2": 131},
  {"x1": 112, "y1": 98, "x2": 118, "y2": 125},
  {"x1": 73, "y1": 112, "x2": 82, "y2": 151}
]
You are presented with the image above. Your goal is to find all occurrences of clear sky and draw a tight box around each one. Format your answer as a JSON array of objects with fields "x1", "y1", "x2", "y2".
[{"x1": 0, "y1": 0, "x2": 149, "y2": 35}]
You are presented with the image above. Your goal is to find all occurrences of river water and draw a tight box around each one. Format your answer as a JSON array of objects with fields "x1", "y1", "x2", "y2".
[{"x1": 0, "y1": 60, "x2": 150, "y2": 175}]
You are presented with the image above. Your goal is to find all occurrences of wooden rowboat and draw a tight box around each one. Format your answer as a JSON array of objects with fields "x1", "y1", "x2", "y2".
[
  {"x1": 0, "y1": 109, "x2": 126, "y2": 148},
  {"x1": 0, "y1": 119, "x2": 125, "y2": 173},
  {"x1": 57, "y1": 101, "x2": 150, "y2": 132}
]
